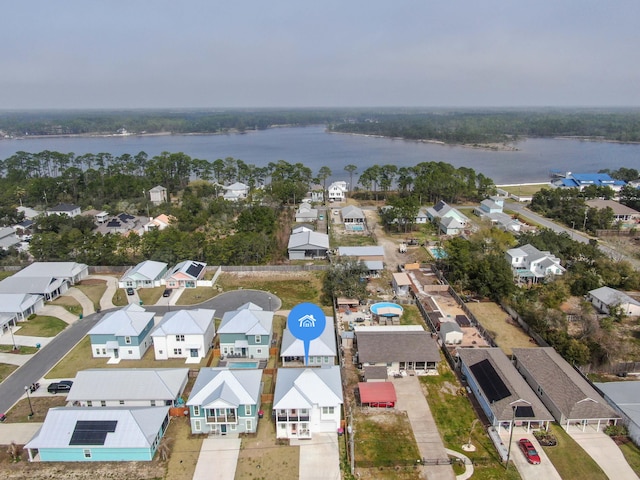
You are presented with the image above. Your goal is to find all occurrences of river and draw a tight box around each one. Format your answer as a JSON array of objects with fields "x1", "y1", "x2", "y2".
[{"x1": 0, "y1": 125, "x2": 638, "y2": 184}]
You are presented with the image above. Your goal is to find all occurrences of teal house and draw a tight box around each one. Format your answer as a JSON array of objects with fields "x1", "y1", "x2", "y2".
[
  {"x1": 88, "y1": 304, "x2": 155, "y2": 360},
  {"x1": 187, "y1": 368, "x2": 263, "y2": 435},
  {"x1": 218, "y1": 302, "x2": 273, "y2": 359},
  {"x1": 25, "y1": 407, "x2": 170, "y2": 462}
]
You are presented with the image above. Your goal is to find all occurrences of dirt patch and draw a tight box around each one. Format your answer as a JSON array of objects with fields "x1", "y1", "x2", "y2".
[{"x1": 78, "y1": 279, "x2": 107, "y2": 286}]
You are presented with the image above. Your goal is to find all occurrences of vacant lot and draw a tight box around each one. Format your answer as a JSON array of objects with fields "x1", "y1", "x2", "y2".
[
  {"x1": 175, "y1": 287, "x2": 218, "y2": 305},
  {"x1": 498, "y1": 183, "x2": 547, "y2": 196},
  {"x1": 466, "y1": 302, "x2": 534, "y2": 355},
  {"x1": 14, "y1": 316, "x2": 67, "y2": 337},
  {"x1": 164, "y1": 416, "x2": 204, "y2": 480}
]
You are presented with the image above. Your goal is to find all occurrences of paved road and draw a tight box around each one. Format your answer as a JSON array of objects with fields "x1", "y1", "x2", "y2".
[{"x1": 0, "y1": 289, "x2": 282, "y2": 415}]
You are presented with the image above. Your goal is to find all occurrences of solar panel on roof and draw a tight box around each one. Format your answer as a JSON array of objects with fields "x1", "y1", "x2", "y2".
[
  {"x1": 69, "y1": 420, "x2": 118, "y2": 446},
  {"x1": 185, "y1": 262, "x2": 204, "y2": 278},
  {"x1": 515, "y1": 406, "x2": 535, "y2": 418},
  {"x1": 107, "y1": 220, "x2": 121, "y2": 227},
  {"x1": 469, "y1": 359, "x2": 511, "y2": 403}
]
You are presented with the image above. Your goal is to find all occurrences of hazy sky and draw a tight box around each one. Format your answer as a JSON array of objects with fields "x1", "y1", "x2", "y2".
[{"x1": 3, "y1": 1, "x2": 639, "y2": 109}]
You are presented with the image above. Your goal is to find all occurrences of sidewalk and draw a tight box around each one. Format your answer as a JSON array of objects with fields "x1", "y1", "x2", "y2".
[{"x1": 66, "y1": 287, "x2": 96, "y2": 315}]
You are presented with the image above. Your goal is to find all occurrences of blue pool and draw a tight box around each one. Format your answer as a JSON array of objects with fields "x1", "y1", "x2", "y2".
[
  {"x1": 429, "y1": 246, "x2": 448, "y2": 259},
  {"x1": 370, "y1": 302, "x2": 403, "y2": 317},
  {"x1": 228, "y1": 361, "x2": 259, "y2": 369},
  {"x1": 347, "y1": 224, "x2": 365, "y2": 231}
]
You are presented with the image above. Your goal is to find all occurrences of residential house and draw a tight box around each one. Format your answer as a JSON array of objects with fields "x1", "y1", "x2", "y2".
[
  {"x1": 457, "y1": 347, "x2": 553, "y2": 433},
  {"x1": 310, "y1": 190, "x2": 324, "y2": 203},
  {"x1": 67, "y1": 368, "x2": 189, "y2": 407},
  {"x1": 439, "y1": 321, "x2": 463, "y2": 345},
  {"x1": 327, "y1": 181, "x2": 348, "y2": 202},
  {"x1": 391, "y1": 272, "x2": 412, "y2": 296},
  {"x1": 165, "y1": 260, "x2": 207, "y2": 289},
  {"x1": 415, "y1": 207, "x2": 429, "y2": 224},
  {"x1": 473, "y1": 197, "x2": 525, "y2": 233},
  {"x1": 143, "y1": 214, "x2": 172, "y2": 232},
  {"x1": 355, "y1": 331, "x2": 440, "y2": 375},
  {"x1": 218, "y1": 303, "x2": 273, "y2": 359},
  {"x1": 187, "y1": 368, "x2": 263, "y2": 435},
  {"x1": 585, "y1": 199, "x2": 640, "y2": 228},
  {"x1": 17, "y1": 261, "x2": 89, "y2": 285},
  {"x1": 512, "y1": 348, "x2": 619, "y2": 432},
  {"x1": 425, "y1": 200, "x2": 469, "y2": 235},
  {"x1": 17, "y1": 206, "x2": 41, "y2": 220},
  {"x1": 47, "y1": 203, "x2": 81, "y2": 217},
  {"x1": 151, "y1": 309, "x2": 215, "y2": 361},
  {"x1": 281, "y1": 316, "x2": 337, "y2": 366},
  {"x1": 88, "y1": 304, "x2": 155, "y2": 360},
  {"x1": 96, "y1": 213, "x2": 145, "y2": 235},
  {"x1": 295, "y1": 204, "x2": 318, "y2": 223},
  {"x1": 0, "y1": 293, "x2": 44, "y2": 333},
  {"x1": 337, "y1": 246, "x2": 384, "y2": 262},
  {"x1": 587, "y1": 286, "x2": 640, "y2": 316},
  {"x1": 288, "y1": 230, "x2": 329, "y2": 260},
  {"x1": 24, "y1": 406, "x2": 170, "y2": 462},
  {"x1": 506, "y1": 244, "x2": 565, "y2": 283},
  {"x1": 595, "y1": 381, "x2": 640, "y2": 446},
  {"x1": 340, "y1": 205, "x2": 366, "y2": 224},
  {"x1": 119, "y1": 260, "x2": 168, "y2": 289},
  {"x1": 0, "y1": 227, "x2": 20, "y2": 250},
  {"x1": 273, "y1": 366, "x2": 343, "y2": 439},
  {"x1": 149, "y1": 185, "x2": 168, "y2": 205},
  {"x1": 222, "y1": 182, "x2": 249, "y2": 201},
  {"x1": 551, "y1": 172, "x2": 626, "y2": 192},
  {"x1": 12, "y1": 219, "x2": 34, "y2": 241},
  {"x1": 0, "y1": 261, "x2": 87, "y2": 301}
]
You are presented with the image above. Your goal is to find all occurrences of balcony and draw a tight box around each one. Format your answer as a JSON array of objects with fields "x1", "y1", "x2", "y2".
[{"x1": 206, "y1": 412, "x2": 237, "y2": 424}]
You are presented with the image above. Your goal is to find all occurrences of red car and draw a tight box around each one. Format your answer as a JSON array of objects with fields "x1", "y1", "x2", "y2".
[{"x1": 518, "y1": 438, "x2": 541, "y2": 464}]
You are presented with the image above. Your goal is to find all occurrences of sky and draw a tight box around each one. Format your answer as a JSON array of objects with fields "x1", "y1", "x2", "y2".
[{"x1": 2, "y1": 1, "x2": 640, "y2": 109}]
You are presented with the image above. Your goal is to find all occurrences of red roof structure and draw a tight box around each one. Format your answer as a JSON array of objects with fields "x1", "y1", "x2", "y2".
[{"x1": 358, "y1": 382, "x2": 397, "y2": 408}]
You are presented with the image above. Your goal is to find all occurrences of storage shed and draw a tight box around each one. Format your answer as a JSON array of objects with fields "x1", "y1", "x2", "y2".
[{"x1": 358, "y1": 382, "x2": 396, "y2": 408}]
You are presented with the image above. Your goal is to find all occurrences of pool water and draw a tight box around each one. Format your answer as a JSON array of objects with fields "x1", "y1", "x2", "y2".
[
  {"x1": 370, "y1": 302, "x2": 404, "y2": 317},
  {"x1": 429, "y1": 247, "x2": 447, "y2": 259},
  {"x1": 228, "y1": 361, "x2": 259, "y2": 369},
  {"x1": 347, "y1": 224, "x2": 365, "y2": 231}
]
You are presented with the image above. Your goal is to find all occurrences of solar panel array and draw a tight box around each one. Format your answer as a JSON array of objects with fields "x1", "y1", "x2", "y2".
[
  {"x1": 69, "y1": 420, "x2": 118, "y2": 446},
  {"x1": 469, "y1": 359, "x2": 511, "y2": 403},
  {"x1": 185, "y1": 262, "x2": 205, "y2": 279},
  {"x1": 515, "y1": 405, "x2": 535, "y2": 418}
]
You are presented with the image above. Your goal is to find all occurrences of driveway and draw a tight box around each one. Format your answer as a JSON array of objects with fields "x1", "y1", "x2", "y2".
[
  {"x1": 66, "y1": 286, "x2": 96, "y2": 315},
  {"x1": 37, "y1": 304, "x2": 78, "y2": 324},
  {"x1": 87, "y1": 274, "x2": 118, "y2": 310},
  {"x1": 502, "y1": 432, "x2": 562, "y2": 480},
  {"x1": 192, "y1": 437, "x2": 241, "y2": 480},
  {"x1": 291, "y1": 432, "x2": 340, "y2": 480},
  {"x1": 392, "y1": 376, "x2": 455, "y2": 480},
  {"x1": 568, "y1": 430, "x2": 639, "y2": 480}
]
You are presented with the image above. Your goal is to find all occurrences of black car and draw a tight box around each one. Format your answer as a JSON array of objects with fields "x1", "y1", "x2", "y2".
[
  {"x1": 126, "y1": 287, "x2": 135, "y2": 296},
  {"x1": 162, "y1": 288, "x2": 172, "y2": 297},
  {"x1": 48, "y1": 380, "x2": 73, "y2": 394}
]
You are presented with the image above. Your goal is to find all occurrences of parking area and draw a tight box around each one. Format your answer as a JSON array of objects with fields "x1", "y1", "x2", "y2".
[
  {"x1": 291, "y1": 432, "x2": 340, "y2": 480},
  {"x1": 568, "y1": 430, "x2": 639, "y2": 480},
  {"x1": 192, "y1": 437, "x2": 241, "y2": 480},
  {"x1": 503, "y1": 432, "x2": 562, "y2": 480}
]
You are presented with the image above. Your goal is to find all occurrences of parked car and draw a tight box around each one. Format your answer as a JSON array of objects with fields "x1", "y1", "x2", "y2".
[
  {"x1": 162, "y1": 288, "x2": 172, "y2": 297},
  {"x1": 518, "y1": 438, "x2": 541, "y2": 464},
  {"x1": 48, "y1": 380, "x2": 73, "y2": 394},
  {"x1": 126, "y1": 287, "x2": 135, "y2": 296}
]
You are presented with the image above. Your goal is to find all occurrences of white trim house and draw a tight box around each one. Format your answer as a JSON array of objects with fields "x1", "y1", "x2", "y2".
[
  {"x1": 88, "y1": 304, "x2": 155, "y2": 360},
  {"x1": 218, "y1": 303, "x2": 273, "y2": 359},
  {"x1": 587, "y1": 287, "x2": 640, "y2": 316},
  {"x1": 119, "y1": 260, "x2": 168, "y2": 289},
  {"x1": 281, "y1": 317, "x2": 337, "y2": 366},
  {"x1": 151, "y1": 309, "x2": 215, "y2": 361}
]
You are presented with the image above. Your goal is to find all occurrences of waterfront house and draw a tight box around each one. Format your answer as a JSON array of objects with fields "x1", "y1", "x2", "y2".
[
  {"x1": 273, "y1": 366, "x2": 343, "y2": 439},
  {"x1": 288, "y1": 230, "x2": 329, "y2": 260},
  {"x1": 47, "y1": 203, "x2": 81, "y2": 217},
  {"x1": 222, "y1": 182, "x2": 249, "y2": 201},
  {"x1": 24, "y1": 406, "x2": 170, "y2": 462},
  {"x1": 551, "y1": 172, "x2": 625, "y2": 192},
  {"x1": 119, "y1": 260, "x2": 168, "y2": 289},
  {"x1": 327, "y1": 181, "x2": 348, "y2": 202},
  {"x1": 506, "y1": 244, "x2": 565, "y2": 283},
  {"x1": 587, "y1": 286, "x2": 640, "y2": 316},
  {"x1": 165, "y1": 260, "x2": 207, "y2": 288},
  {"x1": 67, "y1": 368, "x2": 189, "y2": 407},
  {"x1": 88, "y1": 304, "x2": 155, "y2": 360},
  {"x1": 281, "y1": 316, "x2": 337, "y2": 366},
  {"x1": 218, "y1": 303, "x2": 273, "y2": 359},
  {"x1": 187, "y1": 368, "x2": 262, "y2": 435},
  {"x1": 151, "y1": 309, "x2": 215, "y2": 361}
]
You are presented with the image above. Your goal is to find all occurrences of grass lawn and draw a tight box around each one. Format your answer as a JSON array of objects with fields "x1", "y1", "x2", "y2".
[
  {"x1": 465, "y1": 302, "x2": 534, "y2": 356},
  {"x1": 0, "y1": 344, "x2": 38, "y2": 354},
  {"x1": 420, "y1": 361, "x2": 522, "y2": 480},
  {"x1": 49, "y1": 295, "x2": 83, "y2": 316},
  {"x1": 235, "y1": 404, "x2": 300, "y2": 480},
  {"x1": 176, "y1": 287, "x2": 218, "y2": 305},
  {"x1": 138, "y1": 286, "x2": 164, "y2": 306},
  {"x1": 331, "y1": 232, "x2": 377, "y2": 247},
  {"x1": 619, "y1": 439, "x2": 640, "y2": 477},
  {"x1": 75, "y1": 279, "x2": 107, "y2": 310},
  {"x1": 499, "y1": 184, "x2": 547, "y2": 196},
  {"x1": 540, "y1": 424, "x2": 607, "y2": 480},
  {"x1": 45, "y1": 336, "x2": 204, "y2": 379},
  {"x1": 112, "y1": 288, "x2": 129, "y2": 306},
  {"x1": 0, "y1": 363, "x2": 17, "y2": 382},
  {"x1": 4, "y1": 395, "x2": 68, "y2": 423},
  {"x1": 164, "y1": 416, "x2": 205, "y2": 480},
  {"x1": 400, "y1": 304, "x2": 426, "y2": 326},
  {"x1": 0, "y1": 270, "x2": 14, "y2": 281},
  {"x1": 216, "y1": 271, "x2": 327, "y2": 310},
  {"x1": 14, "y1": 316, "x2": 67, "y2": 337}
]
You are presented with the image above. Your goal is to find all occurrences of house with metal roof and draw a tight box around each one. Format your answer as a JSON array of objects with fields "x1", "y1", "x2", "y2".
[
  {"x1": 67, "y1": 368, "x2": 189, "y2": 407},
  {"x1": 281, "y1": 316, "x2": 337, "y2": 366},
  {"x1": 16, "y1": 261, "x2": 89, "y2": 285},
  {"x1": 0, "y1": 227, "x2": 20, "y2": 250},
  {"x1": 587, "y1": 286, "x2": 640, "y2": 316},
  {"x1": 356, "y1": 331, "x2": 440, "y2": 375},
  {"x1": 595, "y1": 381, "x2": 640, "y2": 446},
  {"x1": 457, "y1": 347, "x2": 553, "y2": 434},
  {"x1": 119, "y1": 260, "x2": 168, "y2": 288},
  {"x1": 337, "y1": 246, "x2": 385, "y2": 262},
  {"x1": 506, "y1": 244, "x2": 565, "y2": 283},
  {"x1": 288, "y1": 230, "x2": 329, "y2": 260},
  {"x1": 327, "y1": 181, "x2": 348, "y2": 202},
  {"x1": 88, "y1": 304, "x2": 155, "y2": 360},
  {"x1": 273, "y1": 366, "x2": 343, "y2": 439},
  {"x1": 218, "y1": 303, "x2": 273, "y2": 359},
  {"x1": 151, "y1": 309, "x2": 215, "y2": 361},
  {"x1": 392, "y1": 272, "x2": 412, "y2": 296},
  {"x1": 187, "y1": 368, "x2": 263, "y2": 435},
  {"x1": 149, "y1": 185, "x2": 167, "y2": 205},
  {"x1": 0, "y1": 274, "x2": 69, "y2": 300},
  {"x1": 512, "y1": 347, "x2": 619, "y2": 432},
  {"x1": 0, "y1": 293, "x2": 45, "y2": 333},
  {"x1": 222, "y1": 182, "x2": 249, "y2": 201},
  {"x1": 341, "y1": 205, "x2": 366, "y2": 224},
  {"x1": 46, "y1": 203, "x2": 82, "y2": 217},
  {"x1": 439, "y1": 321, "x2": 463, "y2": 345},
  {"x1": 165, "y1": 260, "x2": 207, "y2": 288},
  {"x1": 425, "y1": 200, "x2": 470, "y2": 235},
  {"x1": 24, "y1": 406, "x2": 170, "y2": 462},
  {"x1": 551, "y1": 172, "x2": 626, "y2": 192},
  {"x1": 295, "y1": 203, "x2": 318, "y2": 222}
]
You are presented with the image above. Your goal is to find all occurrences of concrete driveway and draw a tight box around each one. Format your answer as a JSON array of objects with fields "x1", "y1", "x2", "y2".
[
  {"x1": 192, "y1": 437, "x2": 241, "y2": 480},
  {"x1": 503, "y1": 432, "x2": 562, "y2": 480},
  {"x1": 291, "y1": 432, "x2": 340, "y2": 480},
  {"x1": 66, "y1": 286, "x2": 96, "y2": 315},
  {"x1": 568, "y1": 430, "x2": 639, "y2": 480}
]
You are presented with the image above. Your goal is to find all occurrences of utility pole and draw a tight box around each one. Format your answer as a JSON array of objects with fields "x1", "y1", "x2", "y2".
[
  {"x1": 505, "y1": 405, "x2": 517, "y2": 471},
  {"x1": 583, "y1": 209, "x2": 588, "y2": 231}
]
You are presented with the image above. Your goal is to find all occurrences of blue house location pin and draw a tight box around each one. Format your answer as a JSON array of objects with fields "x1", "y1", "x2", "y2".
[{"x1": 287, "y1": 303, "x2": 326, "y2": 366}]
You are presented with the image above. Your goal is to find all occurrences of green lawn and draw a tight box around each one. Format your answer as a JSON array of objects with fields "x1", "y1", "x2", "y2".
[
  {"x1": 0, "y1": 344, "x2": 38, "y2": 354},
  {"x1": 0, "y1": 363, "x2": 18, "y2": 382},
  {"x1": 15, "y1": 316, "x2": 67, "y2": 337},
  {"x1": 619, "y1": 440, "x2": 640, "y2": 477},
  {"x1": 499, "y1": 184, "x2": 547, "y2": 196},
  {"x1": 49, "y1": 295, "x2": 83, "y2": 316},
  {"x1": 420, "y1": 361, "x2": 522, "y2": 479},
  {"x1": 176, "y1": 287, "x2": 218, "y2": 305},
  {"x1": 75, "y1": 279, "x2": 108, "y2": 310},
  {"x1": 400, "y1": 304, "x2": 426, "y2": 326},
  {"x1": 138, "y1": 286, "x2": 164, "y2": 306},
  {"x1": 539, "y1": 424, "x2": 607, "y2": 480},
  {"x1": 112, "y1": 288, "x2": 129, "y2": 306},
  {"x1": 0, "y1": 270, "x2": 15, "y2": 281}
]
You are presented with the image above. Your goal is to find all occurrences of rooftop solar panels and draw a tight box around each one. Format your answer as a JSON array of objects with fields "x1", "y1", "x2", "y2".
[
  {"x1": 469, "y1": 359, "x2": 511, "y2": 403},
  {"x1": 106, "y1": 220, "x2": 121, "y2": 228},
  {"x1": 185, "y1": 262, "x2": 205, "y2": 279},
  {"x1": 455, "y1": 315, "x2": 471, "y2": 327},
  {"x1": 69, "y1": 420, "x2": 118, "y2": 446},
  {"x1": 515, "y1": 405, "x2": 535, "y2": 418}
]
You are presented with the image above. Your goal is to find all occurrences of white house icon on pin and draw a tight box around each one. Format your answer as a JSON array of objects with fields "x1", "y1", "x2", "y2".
[{"x1": 298, "y1": 314, "x2": 316, "y2": 328}]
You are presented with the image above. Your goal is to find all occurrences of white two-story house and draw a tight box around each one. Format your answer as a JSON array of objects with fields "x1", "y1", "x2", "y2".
[{"x1": 151, "y1": 309, "x2": 215, "y2": 361}]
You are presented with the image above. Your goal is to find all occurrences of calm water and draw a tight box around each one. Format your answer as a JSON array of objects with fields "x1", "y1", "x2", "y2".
[{"x1": 1, "y1": 125, "x2": 638, "y2": 184}]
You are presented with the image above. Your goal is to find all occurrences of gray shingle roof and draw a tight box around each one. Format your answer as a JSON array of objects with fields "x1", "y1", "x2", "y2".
[{"x1": 356, "y1": 331, "x2": 440, "y2": 364}]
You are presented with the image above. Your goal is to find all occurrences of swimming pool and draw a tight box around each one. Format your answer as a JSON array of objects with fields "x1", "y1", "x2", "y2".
[
  {"x1": 227, "y1": 361, "x2": 259, "y2": 369},
  {"x1": 347, "y1": 224, "x2": 365, "y2": 231},
  {"x1": 370, "y1": 302, "x2": 404, "y2": 317},
  {"x1": 429, "y1": 246, "x2": 448, "y2": 259}
]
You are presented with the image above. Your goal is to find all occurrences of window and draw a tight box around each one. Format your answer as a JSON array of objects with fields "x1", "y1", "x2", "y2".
[
  {"x1": 256, "y1": 348, "x2": 262, "y2": 355},
  {"x1": 159, "y1": 350, "x2": 163, "y2": 355},
  {"x1": 245, "y1": 419, "x2": 253, "y2": 431},
  {"x1": 245, "y1": 405, "x2": 252, "y2": 416},
  {"x1": 324, "y1": 356, "x2": 330, "y2": 363},
  {"x1": 193, "y1": 406, "x2": 200, "y2": 416},
  {"x1": 151, "y1": 400, "x2": 156, "y2": 407},
  {"x1": 83, "y1": 449, "x2": 92, "y2": 459},
  {"x1": 255, "y1": 335, "x2": 262, "y2": 344},
  {"x1": 194, "y1": 420, "x2": 201, "y2": 432},
  {"x1": 102, "y1": 348, "x2": 106, "y2": 355},
  {"x1": 175, "y1": 334, "x2": 185, "y2": 342},
  {"x1": 119, "y1": 400, "x2": 125, "y2": 405},
  {"x1": 124, "y1": 336, "x2": 131, "y2": 344},
  {"x1": 128, "y1": 350, "x2": 133, "y2": 355},
  {"x1": 100, "y1": 401, "x2": 106, "y2": 407},
  {"x1": 95, "y1": 348, "x2": 100, "y2": 355},
  {"x1": 322, "y1": 406, "x2": 335, "y2": 415},
  {"x1": 174, "y1": 348, "x2": 182, "y2": 355},
  {"x1": 230, "y1": 424, "x2": 237, "y2": 431},
  {"x1": 87, "y1": 401, "x2": 93, "y2": 407}
]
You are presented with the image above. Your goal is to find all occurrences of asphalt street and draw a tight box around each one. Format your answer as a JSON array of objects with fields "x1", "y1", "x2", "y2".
[{"x1": 0, "y1": 289, "x2": 282, "y2": 415}]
